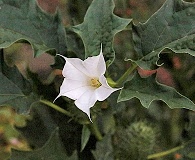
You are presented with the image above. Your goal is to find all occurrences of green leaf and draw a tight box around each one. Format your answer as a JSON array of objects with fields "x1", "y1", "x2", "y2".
[
  {"x1": 92, "y1": 134, "x2": 114, "y2": 160},
  {"x1": 16, "y1": 102, "x2": 81, "y2": 155},
  {"x1": 0, "y1": 51, "x2": 38, "y2": 113},
  {"x1": 17, "y1": 103, "x2": 58, "y2": 148},
  {"x1": 0, "y1": 0, "x2": 66, "y2": 56},
  {"x1": 131, "y1": 0, "x2": 195, "y2": 69},
  {"x1": 10, "y1": 128, "x2": 78, "y2": 160},
  {"x1": 81, "y1": 125, "x2": 91, "y2": 152},
  {"x1": 118, "y1": 72, "x2": 195, "y2": 110},
  {"x1": 99, "y1": 107, "x2": 115, "y2": 134},
  {"x1": 72, "y1": 0, "x2": 131, "y2": 63}
]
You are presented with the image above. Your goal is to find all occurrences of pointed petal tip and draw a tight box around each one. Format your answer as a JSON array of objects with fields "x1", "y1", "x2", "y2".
[
  {"x1": 56, "y1": 54, "x2": 66, "y2": 60},
  {"x1": 81, "y1": 108, "x2": 93, "y2": 122},
  {"x1": 82, "y1": 109, "x2": 93, "y2": 122},
  {"x1": 74, "y1": 100, "x2": 93, "y2": 122},
  {"x1": 100, "y1": 43, "x2": 103, "y2": 55},
  {"x1": 87, "y1": 114, "x2": 93, "y2": 123},
  {"x1": 53, "y1": 95, "x2": 61, "y2": 103}
]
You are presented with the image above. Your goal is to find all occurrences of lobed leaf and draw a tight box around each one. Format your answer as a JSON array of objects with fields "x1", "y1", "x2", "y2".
[
  {"x1": 10, "y1": 128, "x2": 78, "y2": 160},
  {"x1": 0, "y1": 0, "x2": 66, "y2": 56},
  {"x1": 130, "y1": 0, "x2": 195, "y2": 69},
  {"x1": 118, "y1": 72, "x2": 195, "y2": 111},
  {"x1": 72, "y1": 0, "x2": 131, "y2": 64},
  {"x1": 0, "y1": 51, "x2": 38, "y2": 113}
]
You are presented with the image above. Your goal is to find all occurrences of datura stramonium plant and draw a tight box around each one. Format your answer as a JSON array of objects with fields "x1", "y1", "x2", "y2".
[{"x1": 54, "y1": 44, "x2": 119, "y2": 121}]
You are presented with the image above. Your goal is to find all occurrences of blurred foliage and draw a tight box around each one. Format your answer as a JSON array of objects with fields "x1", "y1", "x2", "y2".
[{"x1": 0, "y1": 106, "x2": 30, "y2": 160}]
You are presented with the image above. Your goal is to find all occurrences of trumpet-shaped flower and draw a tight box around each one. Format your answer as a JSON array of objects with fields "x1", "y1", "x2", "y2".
[{"x1": 54, "y1": 45, "x2": 119, "y2": 121}]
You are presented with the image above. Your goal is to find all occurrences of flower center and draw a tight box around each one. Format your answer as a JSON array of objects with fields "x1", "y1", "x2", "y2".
[{"x1": 90, "y1": 78, "x2": 101, "y2": 88}]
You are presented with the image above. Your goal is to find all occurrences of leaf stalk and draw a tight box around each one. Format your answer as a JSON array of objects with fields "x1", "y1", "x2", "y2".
[
  {"x1": 147, "y1": 139, "x2": 195, "y2": 159},
  {"x1": 147, "y1": 145, "x2": 183, "y2": 159},
  {"x1": 114, "y1": 62, "x2": 137, "y2": 87},
  {"x1": 87, "y1": 121, "x2": 103, "y2": 141},
  {"x1": 40, "y1": 99, "x2": 72, "y2": 117}
]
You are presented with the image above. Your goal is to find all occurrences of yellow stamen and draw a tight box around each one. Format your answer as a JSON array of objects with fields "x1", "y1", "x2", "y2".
[{"x1": 91, "y1": 78, "x2": 101, "y2": 88}]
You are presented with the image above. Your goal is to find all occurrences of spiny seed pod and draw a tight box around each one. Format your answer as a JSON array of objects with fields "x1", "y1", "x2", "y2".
[{"x1": 114, "y1": 121, "x2": 157, "y2": 160}]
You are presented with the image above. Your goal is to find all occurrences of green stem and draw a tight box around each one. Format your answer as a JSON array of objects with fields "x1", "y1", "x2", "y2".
[
  {"x1": 147, "y1": 138, "x2": 195, "y2": 159},
  {"x1": 40, "y1": 100, "x2": 103, "y2": 140},
  {"x1": 114, "y1": 62, "x2": 137, "y2": 87},
  {"x1": 148, "y1": 140, "x2": 195, "y2": 159},
  {"x1": 147, "y1": 145, "x2": 184, "y2": 159},
  {"x1": 40, "y1": 99, "x2": 72, "y2": 117},
  {"x1": 87, "y1": 121, "x2": 103, "y2": 141}
]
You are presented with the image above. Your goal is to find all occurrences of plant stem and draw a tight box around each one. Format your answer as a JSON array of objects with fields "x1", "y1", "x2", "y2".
[
  {"x1": 147, "y1": 138, "x2": 195, "y2": 159},
  {"x1": 114, "y1": 62, "x2": 137, "y2": 87},
  {"x1": 87, "y1": 121, "x2": 103, "y2": 141},
  {"x1": 147, "y1": 145, "x2": 184, "y2": 159},
  {"x1": 40, "y1": 99, "x2": 72, "y2": 117},
  {"x1": 40, "y1": 99, "x2": 103, "y2": 140}
]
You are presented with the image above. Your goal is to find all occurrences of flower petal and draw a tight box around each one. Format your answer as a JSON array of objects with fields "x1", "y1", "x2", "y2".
[
  {"x1": 75, "y1": 89, "x2": 97, "y2": 120},
  {"x1": 95, "y1": 75, "x2": 120, "y2": 101},
  {"x1": 83, "y1": 44, "x2": 106, "y2": 77},
  {"x1": 57, "y1": 54, "x2": 90, "y2": 80},
  {"x1": 55, "y1": 79, "x2": 91, "y2": 101}
]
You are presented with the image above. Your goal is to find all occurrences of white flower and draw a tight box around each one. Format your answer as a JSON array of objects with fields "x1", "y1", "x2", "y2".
[{"x1": 54, "y1": 45, "x2": 119, "y2": 121}]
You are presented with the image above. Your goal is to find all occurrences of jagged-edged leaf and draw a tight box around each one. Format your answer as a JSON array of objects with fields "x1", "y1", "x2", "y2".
[
  {"x1": 16, "y1": 102, "x2": 81, "y2": 155},
  {"x1": 72, "y1": 0, "x2": 131, "y2": 64},
  {"x1": 16, "y1": 103, "x2": 58, "y2": 149},
  {"x1": 130, "y1": 0, "x2": 195, "y2": 69},
  {"x1": 10, "y1": 128, "x2": 78, "y2": 160},
  {"x1": 0, "y1": 0, "x2": 66, "y2": 56},
  {"x1": 92, "y1": 134, "x2": 114, "y2": 160},
  {"x1": 118, "y1": 72, "x2": 195, "y2": 110},
  {"x1": 0, "y1": 51, "x2": 38, "y2": 113}
]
